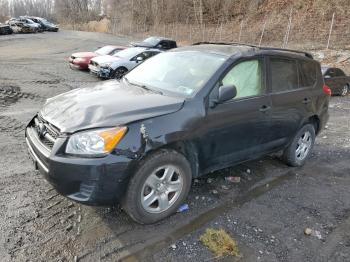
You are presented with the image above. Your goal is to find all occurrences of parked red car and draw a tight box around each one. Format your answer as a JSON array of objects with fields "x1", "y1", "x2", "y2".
[{"x1": 69, "y1": 45, "x2": 125, "y2": 70}]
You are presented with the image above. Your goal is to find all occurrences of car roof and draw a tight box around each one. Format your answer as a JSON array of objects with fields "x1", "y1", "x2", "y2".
[
  {"x1": 127, "y1": 47, "x2": 162, "y2": 52},
  {"x1": 113, "y1": 47, "x2": 162, "y2": 59},
  {"x1": 103, "y1": 45, "x2": 125, "y2": 49},
  {"x1": 144, "y1": 36, "x2": 175, "y2": 42},
  {"x1": 174, "y1": 42, "x2": 314, "y2": 60},
  {"x1": 173, "y1": 44, "x2": 255, "y2": 57}
]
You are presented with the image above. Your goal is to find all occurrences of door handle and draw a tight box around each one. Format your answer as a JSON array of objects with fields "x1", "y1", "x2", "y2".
[
  {"x1": 259, "y1": 105, "x2": 271, "y2": 112},
  {"x1": 303, "y1": 98, "x2": 311, "y2": 104}
]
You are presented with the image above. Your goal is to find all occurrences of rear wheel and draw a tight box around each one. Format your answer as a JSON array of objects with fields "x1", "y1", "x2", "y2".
[
  {"x1": 282, "y1": 124, "x2": 315, "y2": 167},
  {"x1": 341, "y1": 84, "x2": 348, "y2": 96},
  {"x1": 122, "y1": 149, "x2": 192, "y2": 224}
]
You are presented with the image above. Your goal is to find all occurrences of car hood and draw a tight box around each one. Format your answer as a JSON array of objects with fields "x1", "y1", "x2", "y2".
[
  {"x1": 40, "y1": 80, "x2": 184, "y2": 133},
  {"x1": 71, "y1": 52, "x2": 96, "y2": 59},
  {"x1": 91, "y1": 55, "x2": 120, "y2": 65}
]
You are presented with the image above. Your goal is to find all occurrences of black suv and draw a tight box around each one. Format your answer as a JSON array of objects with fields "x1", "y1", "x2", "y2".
[
  {"x1": 25, "y1": 43, "x2": 329, "y2": 224},
  {"x1": 131, "y1": 36, "x2": 177, "y2": 50}
]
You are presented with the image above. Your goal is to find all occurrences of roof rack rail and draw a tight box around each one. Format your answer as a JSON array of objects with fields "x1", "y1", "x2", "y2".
[{"x1": 192, "y1": 41, "x2": 313, "y2": 59}]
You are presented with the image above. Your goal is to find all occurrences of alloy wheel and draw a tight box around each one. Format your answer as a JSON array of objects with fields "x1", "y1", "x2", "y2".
[
  {"x1": 295, "y1": 131, "x2": 312, "y2": 161},
  {"x1": 141, "y1": 165, "x2": 183, "y2": 214},
  {"x1": 115, "y1": 68, "x2": 127, "y2": 79},
  {"x1": 341, "y1": 85, "x2": 348, "y2": 96}
]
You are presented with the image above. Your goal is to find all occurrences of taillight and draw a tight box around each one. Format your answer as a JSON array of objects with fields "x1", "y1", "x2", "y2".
[{"x1": 323, "y1": 84, "x2": 332, "y2": 96}]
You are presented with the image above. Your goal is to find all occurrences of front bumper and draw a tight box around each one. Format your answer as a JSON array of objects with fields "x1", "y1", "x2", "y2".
[
  {"x1": 99, "y1": 67, "x2": 112, "y2": 78},
  {"x1": 88, "y1": 64, "x2": 111, "y2": 79},
  {"x1": 25, "y1": 119, "x2": 134, "y2": 205},
  {"x1": 69, "y1": 61, "x2": 88, "y2": 70},
  {"x1": 47, "y1": 27, "x2": 59, "y2": 32}
]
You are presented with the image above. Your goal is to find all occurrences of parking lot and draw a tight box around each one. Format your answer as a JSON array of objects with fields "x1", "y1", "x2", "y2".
[{"x1": 0, "y1": 31, "x2": 350, "y2": 262}]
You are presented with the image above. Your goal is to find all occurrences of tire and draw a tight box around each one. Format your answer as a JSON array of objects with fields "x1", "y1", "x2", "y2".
[
  {"x1": 113, "y1": 67, "x2": 128, "y2": 79},
  {"x1": 282, "y1": 124, "x2": 315, "y2": 167},
  {"x1": 122, "y1": 149, "x2": 192, "y2": 224},
  {"x1": 341, "y1": 84, "x2": 348, "y2": 96}
]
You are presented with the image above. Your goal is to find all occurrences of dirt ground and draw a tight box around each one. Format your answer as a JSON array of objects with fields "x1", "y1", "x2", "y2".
[{"x1": 0, "y1": 30, "x2": 349, "y2": 262}]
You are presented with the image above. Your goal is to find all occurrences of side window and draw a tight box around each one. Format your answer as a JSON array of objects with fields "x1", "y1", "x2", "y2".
[
  {"x1": 132, "y1": 53, "x2": 146, "y2": 61},
  {"x1": 270, "y1": 58, "x2": 298, "y2": 92},
  {"x1": 142, "y1": 51, "x2": 152, "y2": 59},
  {"x1": 335, "y1": 68, "x2": 345, "y2": 77},
  {"x1": 151, "y1": 51, "x2": 160, "y2": 57},
  {"x1": 221, "y1": 59, "x2": 264, "y2": 99},
  {"x1": 160, "y1": 41, "x2": 169, "y2": 49},
  {"x1": 299, "y1": 60, "x2": 317, "y2": 87}
]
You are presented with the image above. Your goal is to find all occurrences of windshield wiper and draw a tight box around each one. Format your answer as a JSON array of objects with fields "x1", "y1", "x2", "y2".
[{"x1": 124, "y1": 77, "x2": 163, "y2": 95}]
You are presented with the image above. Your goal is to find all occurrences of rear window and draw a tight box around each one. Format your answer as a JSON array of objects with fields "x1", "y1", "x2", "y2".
[
  {"x1": 299, "y1": 60, "x2": 317, "y2": 87},
  {"x1": 270, "y1": 58, "x2": 298, "y2": 92}
]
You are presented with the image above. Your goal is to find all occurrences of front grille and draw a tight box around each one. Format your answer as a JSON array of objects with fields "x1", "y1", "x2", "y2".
[{"x1": 31, "y1": 115, "x2": 60, "y2": 150}]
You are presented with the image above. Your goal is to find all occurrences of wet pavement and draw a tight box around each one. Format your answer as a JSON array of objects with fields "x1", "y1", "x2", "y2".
[{"x1": 0, "y1": 31, "x2": 349, "y2": 262}]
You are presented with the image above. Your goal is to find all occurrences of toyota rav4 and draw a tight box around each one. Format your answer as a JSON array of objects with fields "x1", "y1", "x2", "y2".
[{"x1": 25, "y1": 43, "x2": 330, "y2": 224}]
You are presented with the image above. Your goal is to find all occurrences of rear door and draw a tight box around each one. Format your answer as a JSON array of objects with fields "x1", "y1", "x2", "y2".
[{"x1": 268, "y1": 57, "x2": 314, "y2": 148}]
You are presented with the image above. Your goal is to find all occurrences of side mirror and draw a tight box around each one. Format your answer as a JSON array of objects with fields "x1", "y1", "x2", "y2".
[
  {"x1": 324, "y1": 75, "x2": 331, "y2": 79},
  {"x1": 218, "y1": 85, "x2": 237, "y2": 103},
  {"x1": 136, "y1": 56, "x2": 143, "y2": 62}
]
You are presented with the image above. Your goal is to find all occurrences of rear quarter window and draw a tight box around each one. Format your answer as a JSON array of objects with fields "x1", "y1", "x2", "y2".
[
  {"x1": 270, "y1": 58, "x2": 298, "y2": 92},
  {"x1": 299, "y1": 60, "x2": 318, "y2": 87}
]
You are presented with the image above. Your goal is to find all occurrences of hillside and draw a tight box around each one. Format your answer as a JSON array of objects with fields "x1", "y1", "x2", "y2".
[{"x1": 53, "y1": 0, "x2": 349, "y2": 51}]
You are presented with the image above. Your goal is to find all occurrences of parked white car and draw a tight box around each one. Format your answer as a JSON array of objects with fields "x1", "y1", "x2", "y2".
[{"x1": 88, "y1": 47, "x2": 162, "y2": 79}]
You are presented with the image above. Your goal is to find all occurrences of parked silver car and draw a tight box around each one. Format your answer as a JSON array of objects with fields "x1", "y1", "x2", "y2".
[{"x1": 89, "y1": 47, "x2": 162, "y2": 79}]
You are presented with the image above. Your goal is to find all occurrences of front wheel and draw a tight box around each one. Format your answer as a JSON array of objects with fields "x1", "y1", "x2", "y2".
[
  {"x1": 122, "y1": 149, "x2": 192, "y2": 224},
  {"x1": 113, "y1": 67, "x2": 128, "y2": 79},
  {"x1": 282, "y1": 124, "x2": 315, "y2": 167}
]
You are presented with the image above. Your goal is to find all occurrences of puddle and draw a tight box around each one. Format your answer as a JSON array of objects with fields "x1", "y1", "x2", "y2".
[
  {"x1": 34, "y1": 79, "x2": 60, "y2": 85},
  {"x1": 122, "y1": 170, "x2": 296, "y2": 261},
  {"x1": 0, "y1": 85, "x2": 21, "y2": 107}
]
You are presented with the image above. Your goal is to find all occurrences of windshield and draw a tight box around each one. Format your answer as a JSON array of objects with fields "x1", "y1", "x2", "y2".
[
  {"x1": 95, "y1": 46, "x2": 116, "y2": 55},
  {"x1": 26, "y1": 19, "x2": 35, "y2": 24},
  {"x1": 114, "y1": 47, "x2": 143, "y2": 59},
  {"x1": 141, "y1": 37, "x2": 160, "y2": 46},
  {"x1": 41, "y1": 19, "x2": 54, "y2": 26},
  {"x1": 125, "y1": 51, "x2": 226, "y2": 97}
]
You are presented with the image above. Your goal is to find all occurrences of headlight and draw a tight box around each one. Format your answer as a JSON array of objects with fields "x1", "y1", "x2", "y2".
[
  {"x1": 66, "y1": 127, "x2": 127, "y2": 156},
  {"x1": 74, "y1": 57, "x2": 86, "y2": 62}
]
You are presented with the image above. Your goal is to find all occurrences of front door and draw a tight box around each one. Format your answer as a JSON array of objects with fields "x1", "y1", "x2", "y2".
[{"x1": 197, "y1": 58, "x2": 273, "y2": 172}]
